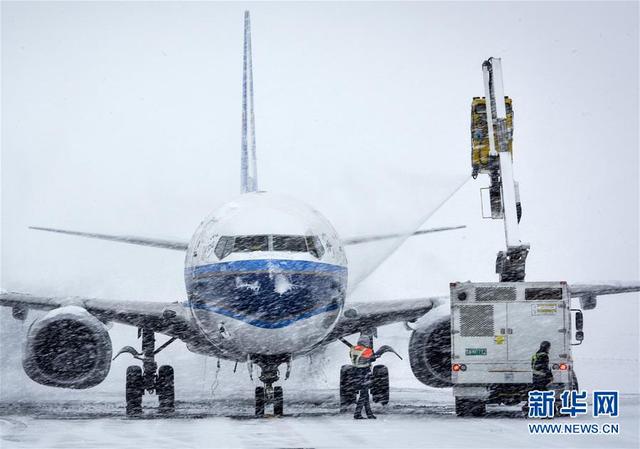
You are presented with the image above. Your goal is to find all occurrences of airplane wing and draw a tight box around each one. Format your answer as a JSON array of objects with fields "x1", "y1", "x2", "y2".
[
  {"x1": 323, "y1": 296, "x2": 447, "y2": 343},
  {"x1": 324, "y1": 281, "x2": 640, "y2": 342},
  {"x1": 0, "y1": 291, "x2": 194, "y2": 339},
  {"x1": 342, "y1": 225, "x2": 465, "y2": 245},
  {"x1": 569, "y1": 282, "x2": 640, "y2": 297},
  {"x1": 29, "y1": 223, "x2": 465, "y2": 252},
  {"x1": 568, "y1": 282, "x2": 640, "y2": 310},
  {"x1": 29, "y1": 226, "x2": 189, "y2": 251}
]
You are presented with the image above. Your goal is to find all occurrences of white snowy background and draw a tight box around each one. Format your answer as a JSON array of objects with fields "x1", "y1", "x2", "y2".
[{"x1": 1, "y1": 0, "x2": 638, "y2": 412}]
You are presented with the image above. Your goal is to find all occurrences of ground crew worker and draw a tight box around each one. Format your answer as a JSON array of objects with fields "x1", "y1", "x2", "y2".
[
  {"x1": 339, "y1": 335, "x2": 401, "y2": 420},
  {"x1": 531, "y1": 340, "x2": 553, "y2": 390},
  {"x1": 349, "y1": 335, "x2": 376, "y2": 420}
]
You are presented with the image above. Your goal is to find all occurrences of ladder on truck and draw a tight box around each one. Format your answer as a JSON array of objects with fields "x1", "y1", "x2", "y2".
[{"x1": 475, "y1": 57, "x2": 529, "y2": 282}]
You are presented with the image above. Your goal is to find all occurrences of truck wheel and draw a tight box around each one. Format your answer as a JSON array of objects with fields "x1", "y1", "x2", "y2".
[
  {"x1": 340, "y1": 365, "x2": 357, "y2": 411},
  {"x1": 126, "y1": 365, "x2": 143, "y2": 416},
  {"x1": 274, "y1": 386, "x2": 284, "y2": 417},
  {"x1": 255, "y1": 387, "x2": 265, "y2": 417},
  {"x1": 455, "y1": 397, "x2": 485, "y2": 417},
  {"x1": 157, "y1": 365, "x2": 175, "y2": 414},
  {"x1": 371, "y1": 365, "x2": 390, "y2": 405},
  {"x1": 470, "y1": 400, "x2": 486, "y2": 417}
]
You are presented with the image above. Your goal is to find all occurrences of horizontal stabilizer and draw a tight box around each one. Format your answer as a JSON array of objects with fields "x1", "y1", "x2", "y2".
[
  {"x1": 342, "y1": 225, "x2": 465, "y2": 246},
  {"x1": 29, "y1": 226, "x2": 188, "y2": 251}
]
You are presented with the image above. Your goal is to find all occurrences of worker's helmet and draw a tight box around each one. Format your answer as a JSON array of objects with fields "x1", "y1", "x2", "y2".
[
  {"x1": 357, "y1": 334, "x2": 373, "y2": 348},
  {"x1": 540, "y1": 340, "x2": 551, "y2": 352}
]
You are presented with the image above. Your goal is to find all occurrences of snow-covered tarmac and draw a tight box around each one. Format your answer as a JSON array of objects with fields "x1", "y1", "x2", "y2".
[{"x1": 0, "y1": 389, "x2": 637, "y2": 449}]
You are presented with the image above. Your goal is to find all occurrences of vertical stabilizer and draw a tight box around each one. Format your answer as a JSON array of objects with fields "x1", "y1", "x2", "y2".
[{"x1": 241, "y1": 10, "x2": 258, "y2": 193}]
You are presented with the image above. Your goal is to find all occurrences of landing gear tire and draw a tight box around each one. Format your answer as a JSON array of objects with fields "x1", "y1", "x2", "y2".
[
  {"x1": 371, "y1": 365, "x2": 389, "y2": 405},
  {"x1": 126, "y1": 366, "x2": 144, "y2": 416},
  {"x1": 255, "y1": 387, "x2": 265, "y2": 417},
  {"x1": 340, "y1": 365, "x2": 357, "y2": 412},
  {"x1": 455, "y1": 397, "x2": 486, "y2": 417},
  {"x1": 157, "y1": 365, "x2": 175, "y2": 414},
  {"x1": 274, "y1": 386, "x2": 284, "y2": 417}
]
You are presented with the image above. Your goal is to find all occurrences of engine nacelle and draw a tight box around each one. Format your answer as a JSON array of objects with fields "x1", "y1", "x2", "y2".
[
  {"x1": 23, "y1": 306, "x2": 112, "y2": 389},
  {"x1": 408, "y1": 315, "x2": 452, "y2": 388}
]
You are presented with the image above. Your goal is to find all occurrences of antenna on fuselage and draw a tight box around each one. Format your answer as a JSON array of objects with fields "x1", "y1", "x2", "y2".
[{"x1": 241, "y1": 10, "x2": 258, "y2": 194}]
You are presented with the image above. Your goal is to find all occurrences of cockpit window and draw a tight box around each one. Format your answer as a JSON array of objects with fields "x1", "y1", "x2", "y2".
[
  {"x1": 213, "y1": 234, "x2": 326, "y2": 260},
  {"x1": 214, "y1": 236, "x2": 234, "y2": 259},
  {"x1": 233, "y1": 235, "x2": 270, "y2": 252},
  {"x1": 306, "y1": 235, "x2": 325, "y2": 259},
  {"x1": 272, "y1": 235, "x2": 307, "y2": 252}
]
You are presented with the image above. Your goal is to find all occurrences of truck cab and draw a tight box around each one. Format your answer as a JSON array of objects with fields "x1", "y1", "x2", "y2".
[{"x1": 449, "y1": 281, "x2": 581, "y2": 416}]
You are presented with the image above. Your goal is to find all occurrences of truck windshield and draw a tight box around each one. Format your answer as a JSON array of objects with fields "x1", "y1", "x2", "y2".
[{"x1": 525, "y1": 288, "x2": 563, "y2": 300}]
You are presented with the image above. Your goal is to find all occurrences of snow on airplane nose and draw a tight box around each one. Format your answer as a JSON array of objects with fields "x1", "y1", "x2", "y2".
[{"x1": 183, "y1": 192, "x2": 348, "y2": 355}]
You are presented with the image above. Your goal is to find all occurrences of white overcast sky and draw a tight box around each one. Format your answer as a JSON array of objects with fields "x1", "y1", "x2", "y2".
[{"x1": 1, "y1": 1, "x2": 638, "y2": 397}]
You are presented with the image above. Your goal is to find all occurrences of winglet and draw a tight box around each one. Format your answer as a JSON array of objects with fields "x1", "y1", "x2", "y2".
[{"x1": 241, "y1": 10, "x2": 258, "y2": 193}]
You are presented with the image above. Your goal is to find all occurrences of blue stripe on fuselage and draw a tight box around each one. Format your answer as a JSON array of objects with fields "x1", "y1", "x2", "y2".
[
  {"x1": 185, "y1": 301, "x2": 339, "y2": 329},
  {"x1": 190, "y1": 259, "x2": 347, "y2": 276},
  {"x1": 185, "y1": 259, "x2": 347, "y2": 329}
]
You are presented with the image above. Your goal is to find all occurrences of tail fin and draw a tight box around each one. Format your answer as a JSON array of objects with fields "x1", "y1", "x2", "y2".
[{"x1": 241, "y1": 10, "x2": 258, "y2": 193}]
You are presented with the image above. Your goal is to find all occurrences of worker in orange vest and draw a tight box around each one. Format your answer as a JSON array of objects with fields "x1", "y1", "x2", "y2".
[
  {"x1": 349, "y1": 335, "x2": 377, "y2": 419},
  {"x1": 340, "y1": 334, "x2": 402, "y2": 419}
]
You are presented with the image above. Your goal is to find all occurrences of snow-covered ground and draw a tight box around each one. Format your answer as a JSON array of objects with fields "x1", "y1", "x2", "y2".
[
  {"x1": 1, "y1": 389, "x2": 637, "y2": 449},
  {"x1": 1, "y1": 3, "x2": 638, "y2": 449}
]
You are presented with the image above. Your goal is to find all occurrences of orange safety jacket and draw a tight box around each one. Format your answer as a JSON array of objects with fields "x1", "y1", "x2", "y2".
[{"x1": 350, "y1": 345, "x2": 374, "y2": 368}]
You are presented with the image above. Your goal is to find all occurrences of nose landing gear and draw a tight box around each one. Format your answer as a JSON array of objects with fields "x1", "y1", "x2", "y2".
[
  {"x1": 114, "y1": 328, "x2": 177, "y2": 416},
  {"x1": 251, "y1": 354, "x2": 289, "y2": 417}
]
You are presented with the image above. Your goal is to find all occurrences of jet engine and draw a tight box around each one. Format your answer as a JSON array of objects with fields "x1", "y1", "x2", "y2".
[
  {"x1": 408, "y1": 315, "x2": 452, "y2": 388},
  {"x1": 22, "y1": 306, "x2": 112, "y2": 388}
]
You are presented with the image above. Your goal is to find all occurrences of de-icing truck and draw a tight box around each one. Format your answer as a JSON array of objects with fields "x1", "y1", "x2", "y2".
[
  {"x1": 449, "y1": 281, "x2": 582, "y2": 416},
  {"x1": 449, "y1": 58, "x2": 584, "y2": 417}
]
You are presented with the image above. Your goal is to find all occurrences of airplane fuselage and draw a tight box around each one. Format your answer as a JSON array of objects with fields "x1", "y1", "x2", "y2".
[{"x1": 183, "y1": 192, "x2": 348, "y2": 360}]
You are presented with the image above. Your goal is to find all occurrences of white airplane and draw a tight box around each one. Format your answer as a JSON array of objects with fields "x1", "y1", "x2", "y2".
[{"x1": 1, "y1": 12, "x2": 638, "y2": 417}]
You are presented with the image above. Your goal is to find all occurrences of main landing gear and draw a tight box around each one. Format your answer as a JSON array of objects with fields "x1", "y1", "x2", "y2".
[
  {"x1": 339, "y1": 364, "x2": 390, "y2": 412},
  {"x1": 114, "y1": 328, "x2": 177, "y2": 416},
  {"x1": 338, "y1": 332, "x2": 397, "y2": 413},
  {"x1": 251, "y1": 355, "x2": 290, "y2": 418}
]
